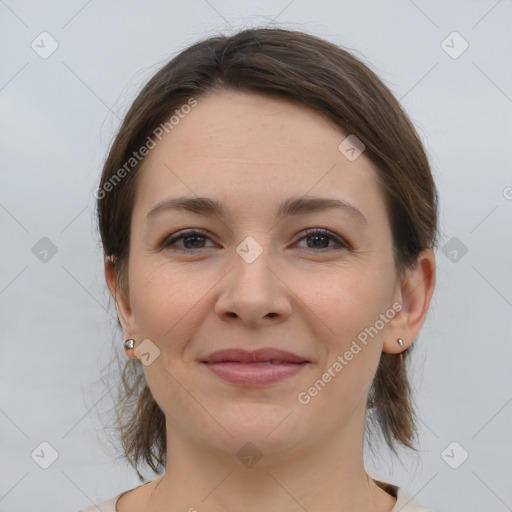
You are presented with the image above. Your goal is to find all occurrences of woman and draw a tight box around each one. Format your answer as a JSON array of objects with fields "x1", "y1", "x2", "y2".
[{"x1": 82, "y1": 26, "x2": 437, "y2": 512}]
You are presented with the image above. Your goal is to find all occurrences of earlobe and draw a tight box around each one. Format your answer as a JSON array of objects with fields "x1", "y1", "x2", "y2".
[
  {"x1": 383, "y1": 337, "x2": 409, "y2": 355},
  {"x1": 382, "y1": 249, "x2": 436, "y2": 354},
  {"x1": 123, "y1": 338, "x2": 140, "y2": 360}
]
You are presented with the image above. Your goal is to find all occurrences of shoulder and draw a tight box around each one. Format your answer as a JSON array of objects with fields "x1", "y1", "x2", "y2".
[
  {"x1": 76, "y1": 480, "x2": 155, "y2": 512},
  {"x1": 371, "y1": 476, "x2": 434, "y2": 512},
  {"x1": 393, "y1": 487, "x2": 434, "y2": 512},
  {"x1": 389, "y1": 484, "x2": 433, "y2": 512}
]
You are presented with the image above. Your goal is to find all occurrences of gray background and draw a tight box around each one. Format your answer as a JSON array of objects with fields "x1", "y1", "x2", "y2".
[{"x1": 1, "y1": 1, "x2": 511, "y2": 511}]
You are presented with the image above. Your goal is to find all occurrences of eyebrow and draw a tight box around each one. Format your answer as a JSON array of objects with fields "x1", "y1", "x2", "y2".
[{"x1": 146, "y1": 195, "x2": 367, "y2": 224}]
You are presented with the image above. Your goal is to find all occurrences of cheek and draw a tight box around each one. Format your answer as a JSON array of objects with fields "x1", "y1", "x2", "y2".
[
  {"x1": 129, "y1": 262, "x2": 200, "y2": 349},
  {"x1": 309, "y1": 262, "x2": 394, "y2": 339},
  {"x1": 304, "y1": 262, "x2": 395, "y2": 405},
  {"x1": 303, "y1": 268, "x2": 391, "y2": 408}
]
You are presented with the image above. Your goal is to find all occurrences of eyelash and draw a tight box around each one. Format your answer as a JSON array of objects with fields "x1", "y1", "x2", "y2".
[{"x1": 161, "y1": 228, "x2": 349, "y2": 253}]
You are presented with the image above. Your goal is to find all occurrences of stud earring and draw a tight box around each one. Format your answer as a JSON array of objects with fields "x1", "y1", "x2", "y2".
[
  {"x1": 397, "y1": 338, "x2": 404, "y2": 347},
  {"x1": 124, "y1": 339, "x2": 135, "y2": 350}
]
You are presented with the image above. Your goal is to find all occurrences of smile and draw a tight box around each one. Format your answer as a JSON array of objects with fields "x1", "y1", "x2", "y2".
[{"x1": 202, "y1": 360, "x2": 309, "y2": 386}]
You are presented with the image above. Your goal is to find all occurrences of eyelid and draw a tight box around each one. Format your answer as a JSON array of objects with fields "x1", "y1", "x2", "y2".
[
  {"x1": 296, "y1": 228, "x2": 350, "y2": 250},
  {"x1": 161, "y1": 228, "x2": 215, "y2": 250},
  {"x1": 160, "y1": 227, "x2": 350, "y2": 252}
]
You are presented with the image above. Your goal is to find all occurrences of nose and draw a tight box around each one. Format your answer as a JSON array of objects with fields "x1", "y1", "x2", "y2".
[{"x1": 214, "y1": 242, "x2": 292, "y2": 327}]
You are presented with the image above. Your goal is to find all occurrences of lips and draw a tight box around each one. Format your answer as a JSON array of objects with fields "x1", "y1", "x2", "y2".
[
  {"x1": 201, "y1": 348, "x2": 310, "y2": 387},
  {"x1": 202, "y1": 348, "x2": 308, "y2": 364}
]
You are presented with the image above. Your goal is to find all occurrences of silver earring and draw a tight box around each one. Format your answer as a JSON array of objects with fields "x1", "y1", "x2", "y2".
[
  {"x1": 124, "y1": 339, "x2": 135, "y2": 350},
  {"x1": 397, "y1": 338, "x2": 404, "y2": 347}
]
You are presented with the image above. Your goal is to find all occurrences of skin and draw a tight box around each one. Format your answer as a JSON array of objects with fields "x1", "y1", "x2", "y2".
[{"x1": 105, "y1": 89, "x2": 436, "y2": 512}]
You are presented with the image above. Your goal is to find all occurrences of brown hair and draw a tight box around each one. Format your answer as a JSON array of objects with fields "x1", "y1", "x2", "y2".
[{"x1": 96, "y1": 26, "x2": 438, "y2": 477}]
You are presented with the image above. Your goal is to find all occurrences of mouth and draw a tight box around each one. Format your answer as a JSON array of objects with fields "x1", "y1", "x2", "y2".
[{"x1": 201, "y1": 348, "x2": 310, "y2": 387}]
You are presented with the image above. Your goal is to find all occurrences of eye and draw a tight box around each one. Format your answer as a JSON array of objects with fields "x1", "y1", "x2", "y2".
[
  {"x1": 160, "y1": 228, "x2": 349, "y2": 253},
  {"x1": 162, "y1": 230, "x2": 215, "y2": 252},
  {"x1": 295, "y1": 228, "x2": 349, "y2": 251}
]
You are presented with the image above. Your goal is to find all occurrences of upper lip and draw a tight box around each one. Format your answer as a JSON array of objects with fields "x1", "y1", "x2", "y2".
[{"x1": 202, "y1": 348, "x2": 309, "y2": 364}]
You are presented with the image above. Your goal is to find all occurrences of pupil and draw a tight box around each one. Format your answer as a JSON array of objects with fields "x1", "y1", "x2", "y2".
[
  {"x1": 309, "y1": 235, "x2": 327, "y2": 248},
  {"x1": 185, "y1": 236, "x2": 204, "y2": 248}
]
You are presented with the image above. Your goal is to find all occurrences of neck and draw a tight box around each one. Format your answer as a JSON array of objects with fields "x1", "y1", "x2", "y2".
[{"x1": 145, "y1": 422, "x2": 395, "y2": 512}]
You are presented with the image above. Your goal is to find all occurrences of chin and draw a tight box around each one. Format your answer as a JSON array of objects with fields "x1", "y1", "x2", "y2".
[
  {"x1": 209, "y1": 428, "x2": 306, "y2": 467},
  {"x1": 208, "y1": 404, "x2": 308, "y2": 449}
]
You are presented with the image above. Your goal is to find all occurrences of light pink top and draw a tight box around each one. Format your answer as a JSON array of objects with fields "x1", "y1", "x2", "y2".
[{"x1": 78, "y1": 477, "x2": 433, "y2": 511}]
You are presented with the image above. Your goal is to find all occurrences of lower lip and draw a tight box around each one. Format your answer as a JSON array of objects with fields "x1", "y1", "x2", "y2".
[{"x1": 203, "y1": 361, "x2": 308, "y2": 386}]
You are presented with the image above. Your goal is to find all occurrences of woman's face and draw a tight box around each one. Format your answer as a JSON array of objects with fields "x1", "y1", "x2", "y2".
[{"x1": 114, "y1": 89, "x2": 408, "y2": 461}]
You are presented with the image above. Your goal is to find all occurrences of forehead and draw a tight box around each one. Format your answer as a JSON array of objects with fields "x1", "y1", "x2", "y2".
[{"x1": 132, "y1": 90, "x2": 385, "y2": 223}]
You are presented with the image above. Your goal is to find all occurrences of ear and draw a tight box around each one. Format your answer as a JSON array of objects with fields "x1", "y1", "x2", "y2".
[
  {"x1": 382, "y1": 248, "x2": 436, "y2": 354},
  {"x1": 104, "y1": 256, "x2": 139, "y2": 359}
]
